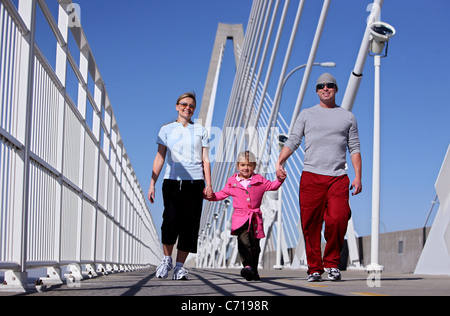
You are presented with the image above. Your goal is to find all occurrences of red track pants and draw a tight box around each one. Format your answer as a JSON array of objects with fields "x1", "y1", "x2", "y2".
[{"x1": 299, "y1": 171, "x2": 351, "y2": 275}]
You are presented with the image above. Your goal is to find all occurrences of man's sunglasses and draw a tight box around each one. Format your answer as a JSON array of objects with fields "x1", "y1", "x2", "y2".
[{"x1": 316, "y1": 83, "x2": 336, "y2": 90}]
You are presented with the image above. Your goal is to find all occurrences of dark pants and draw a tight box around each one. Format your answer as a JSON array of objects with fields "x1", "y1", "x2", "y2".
[
  {"x1": 235, "y1": 220, "x2": 261, "y2": 271},
  {"x1": 161, "y1": 179, "x2": 205, "y2": 253}
]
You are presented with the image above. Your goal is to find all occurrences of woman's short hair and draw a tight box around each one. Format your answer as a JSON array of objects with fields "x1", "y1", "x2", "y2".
[{"x1": 176, "y1": 92, "x2": 196, "y2": 105}]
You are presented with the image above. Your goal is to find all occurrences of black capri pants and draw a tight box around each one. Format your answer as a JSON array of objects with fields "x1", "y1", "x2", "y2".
[{"x1": 161, "y1": 179, "x2": 205, "y2": 253}]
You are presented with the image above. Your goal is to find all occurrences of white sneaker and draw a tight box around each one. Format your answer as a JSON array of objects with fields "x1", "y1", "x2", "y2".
[
  {"x1": 325, "y1": 268, "x2": 342, "y2": 281},
  {"x1": 155, "y1": 257, "x2": 173, "y2": 279},
  {"x1": 172, "y1": 265, "x2": 189, "y2": 280},
  {"x1": 307, "y1": 272, "x2": 322, "y2": 282}
]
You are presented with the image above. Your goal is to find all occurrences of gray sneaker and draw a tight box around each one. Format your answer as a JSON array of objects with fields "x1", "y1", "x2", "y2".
[
  {"x1": 155, "y1": 257, "x2": 173, "y2": 279},
  {"x1": 172, "y1": 266, "x2": 189, "y2": 280}
]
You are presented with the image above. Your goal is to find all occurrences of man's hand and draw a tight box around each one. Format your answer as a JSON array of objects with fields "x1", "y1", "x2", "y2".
[
  {"x1": 276, "y1": 164, "x2": 287, "y2": 182},
  {"x1": 350, "y1": 178, "x2": 362, "y2": 196}
]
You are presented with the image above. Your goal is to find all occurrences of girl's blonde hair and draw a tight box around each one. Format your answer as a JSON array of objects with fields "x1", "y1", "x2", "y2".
[{"x1": 236, "y1": 151, "x2": 257, "y2": 167}]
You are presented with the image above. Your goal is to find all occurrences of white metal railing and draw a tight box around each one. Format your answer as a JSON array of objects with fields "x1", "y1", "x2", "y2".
[{"x1": 0, "y1": 0, "x2": 161, "y2": 291}]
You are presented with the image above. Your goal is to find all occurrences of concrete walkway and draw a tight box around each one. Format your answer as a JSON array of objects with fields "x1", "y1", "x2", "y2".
[{"x1": 2, "y1": 267, "x2": 449, "y2": 297}]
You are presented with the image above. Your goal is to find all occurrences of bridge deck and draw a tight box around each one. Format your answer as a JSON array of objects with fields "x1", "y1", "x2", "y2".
[{"x1": 1, "y1": 267, "x2": 449, "y2": 298}]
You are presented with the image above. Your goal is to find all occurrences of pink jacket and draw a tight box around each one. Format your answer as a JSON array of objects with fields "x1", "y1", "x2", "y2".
[{"x1": 207, "y1": 173, "x2": 283, "y2": 239}]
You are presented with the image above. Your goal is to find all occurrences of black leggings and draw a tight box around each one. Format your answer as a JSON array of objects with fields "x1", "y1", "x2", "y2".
[{"x1": 235, "y1": 220, "x2": 261, "y2": 271}]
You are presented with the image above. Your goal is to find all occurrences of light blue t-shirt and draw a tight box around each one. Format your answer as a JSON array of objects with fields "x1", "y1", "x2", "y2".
[{"x1": 157, "y1": 121, "x2": 209, "y2": 180}]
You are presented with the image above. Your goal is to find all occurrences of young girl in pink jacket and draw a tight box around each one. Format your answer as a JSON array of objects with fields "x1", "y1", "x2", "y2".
[{"x1": 206, "y1": 151, "x2": 286, "y2": 281}]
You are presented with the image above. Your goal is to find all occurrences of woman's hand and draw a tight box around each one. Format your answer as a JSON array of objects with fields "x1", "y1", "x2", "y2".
[
  {"x1": 148, "y1": 185, "x2": 156, "y2": 203},
  {"x1": 203, "y1": 185, "x2": 213, "y2": 199}
]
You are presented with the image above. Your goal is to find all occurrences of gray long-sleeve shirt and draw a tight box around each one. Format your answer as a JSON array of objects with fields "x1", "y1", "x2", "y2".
[{"x1": 284, "y1": 104, "x2": 361, "y2": 177}]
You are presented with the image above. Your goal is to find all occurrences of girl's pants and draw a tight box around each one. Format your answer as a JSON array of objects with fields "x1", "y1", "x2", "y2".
[
  {"x1": 161, "y1": 179, "x2": 205, "y2": 253},
  {"x1": 299, "y1": 171, "x2": 351, "y2": 275},
  {"x1": 235, "y1": 220, "x2": 261, "y2": 271}
]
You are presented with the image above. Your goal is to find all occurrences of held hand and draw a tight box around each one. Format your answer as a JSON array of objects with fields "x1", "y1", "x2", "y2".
[
  {"x1": 276, "y1": 164, "x2": 287, "y2": 182},
  {"x1": 203, "y1": 186, "x2": 213, "y2": 199},
  {"x1": 277, "y1": 169, "x2": 287, "y2": 182},
  {"x1": 350, "y1": 179, "x2": 362, "y2": 196}
]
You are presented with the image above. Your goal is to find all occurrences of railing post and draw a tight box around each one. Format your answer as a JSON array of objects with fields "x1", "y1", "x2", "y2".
[
  {"x1": 3, "y1": 0, "x2": 37, "y2": 292},
  {"x1": 50, "y1": 1, "x2": 69, "y2": 284}
]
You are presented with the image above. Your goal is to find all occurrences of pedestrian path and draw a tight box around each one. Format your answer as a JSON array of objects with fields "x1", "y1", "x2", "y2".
[{"x1": 2, "y1": 267, "x2": 449, "y2": 297}]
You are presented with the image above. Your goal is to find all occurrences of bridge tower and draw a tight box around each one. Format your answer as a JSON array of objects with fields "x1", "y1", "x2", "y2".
[{"x1": 198, "y1": 23, "x2": 244, "y2": 130}]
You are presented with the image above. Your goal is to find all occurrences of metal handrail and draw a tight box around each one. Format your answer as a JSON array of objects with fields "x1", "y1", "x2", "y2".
[{"x1": 0, "y1": 0, "x2": 161, "y2": 291}]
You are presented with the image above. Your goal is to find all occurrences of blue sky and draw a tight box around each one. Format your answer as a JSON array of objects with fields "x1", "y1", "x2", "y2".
[{"x1": 35, "y1": 0, "x2": 450, "y2": 238}]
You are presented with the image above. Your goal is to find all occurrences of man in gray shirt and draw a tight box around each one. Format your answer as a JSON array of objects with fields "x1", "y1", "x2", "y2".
[{"x1": 276, "y1": 73, "x2": 362, "y2": 282}]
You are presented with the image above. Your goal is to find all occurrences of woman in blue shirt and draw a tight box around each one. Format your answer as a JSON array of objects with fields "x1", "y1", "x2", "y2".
[{"x1": 148, "y1": 92, "x2": 212, "y2": 280}]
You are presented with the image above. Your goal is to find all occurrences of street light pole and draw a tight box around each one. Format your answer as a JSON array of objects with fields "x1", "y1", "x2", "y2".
[
  {"x1": 282, "y1": 62, "x2": 336, "y2": 88},
  {"x1": 366, "y1": 21, "x2": 396, "y2": 274},
  {"x1": 367, "y1": 54, "x2": 384, "y2": 273}
]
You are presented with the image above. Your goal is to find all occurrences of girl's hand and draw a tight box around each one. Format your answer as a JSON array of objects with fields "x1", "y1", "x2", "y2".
[
  {"x1": 276, "y1": 165, "x2": 287, "y2": 181},
  {"x1": 203, "y1": 185, "x2": 213, "y2": 199}
]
